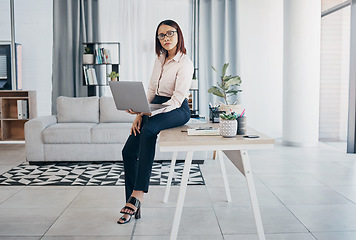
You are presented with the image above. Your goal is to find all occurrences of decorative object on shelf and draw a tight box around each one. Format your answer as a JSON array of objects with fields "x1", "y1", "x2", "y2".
[
  {"x1": 208, "y1": 63, "x2": 243, "y2": 115},
  {"x1": 107, "y1": 71, "x2": 119, "y2": 81},
  {"x1": 219, "y1": 111, "x2": 238, "y2": 138},
  {"x1": 83, "y1": 47, "x2": 94, "y2": 64},
  {"x1": 190, "y1": 75, "x2": 198, "y2": 90}
]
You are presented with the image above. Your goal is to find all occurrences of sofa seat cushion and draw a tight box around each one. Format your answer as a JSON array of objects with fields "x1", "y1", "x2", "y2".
[
  {"x1": 43, "y1": 123, "x2": 97, "y2": 144},
  {"x1": 91, "y1": 123, "x2": 132, "y2": 143}
]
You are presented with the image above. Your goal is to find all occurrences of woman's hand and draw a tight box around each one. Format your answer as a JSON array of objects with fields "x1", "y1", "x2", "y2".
[
  {"x1": 126, "y1": 109, "x2": 152, "y2": 117},
  {"x1": 126, "y1": 109, "x2": 140, "y2": 115},
  {"x1": 131, "y1": 114, "x2": 142, "y2": 136}
]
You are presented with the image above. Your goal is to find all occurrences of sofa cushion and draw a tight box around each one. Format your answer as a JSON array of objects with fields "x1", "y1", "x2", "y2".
[
  {"x1": 57, "y1": 96, "x2": 99, "y2": 123},
  {"x1": 91, "y1": 123, "x2": 132, "y2": 143},
  {"x1": 100, "y1": 96, "x2": 135, "y2": 123},
  {"x1": 43, "y1": 123, "x2": 97, "y2": 144}
]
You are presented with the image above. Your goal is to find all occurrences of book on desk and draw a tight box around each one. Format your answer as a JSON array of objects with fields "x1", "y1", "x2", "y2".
[{"x1": 187, "y1": 127, "x2": 220, "y2": 136}]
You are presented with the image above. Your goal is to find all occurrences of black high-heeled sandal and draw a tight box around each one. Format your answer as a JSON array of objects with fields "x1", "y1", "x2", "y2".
[{"x1": 120, "y1": 196, "x2": 141, "y2": 217}]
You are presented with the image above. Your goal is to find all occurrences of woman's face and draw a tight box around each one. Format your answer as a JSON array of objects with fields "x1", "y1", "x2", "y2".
[{"x1": 157, "y1": 24, "x2": 178, "y2": 52}]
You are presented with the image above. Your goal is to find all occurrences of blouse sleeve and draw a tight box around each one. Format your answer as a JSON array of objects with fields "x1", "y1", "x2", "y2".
[{"x1": 147, "y1": 57, "x2": 161, "y2": 104}]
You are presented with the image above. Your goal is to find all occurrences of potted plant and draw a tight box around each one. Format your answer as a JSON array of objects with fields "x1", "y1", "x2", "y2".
[
  {"x1": 208, "y1": 63, "x2": 242, "y2": 115},
  {"x1": 83, "y1": 47, "x2": 94, "y2": 64},
  {"x1": 219, "y1": 111, "x2": 238, "y2": 138},
  {"x1": 107, "y1": 71, "x2": 119, "y2": 81}
]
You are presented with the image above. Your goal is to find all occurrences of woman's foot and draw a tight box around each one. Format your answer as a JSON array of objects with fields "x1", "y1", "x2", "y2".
[{"x1": 117, "y1": 214, "x2": 131, "y2": 224}]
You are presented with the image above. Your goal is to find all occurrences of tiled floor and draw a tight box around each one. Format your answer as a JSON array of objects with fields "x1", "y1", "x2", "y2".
[{"x1": 0, "y1": 142, "x2": 355, "y2": 240}]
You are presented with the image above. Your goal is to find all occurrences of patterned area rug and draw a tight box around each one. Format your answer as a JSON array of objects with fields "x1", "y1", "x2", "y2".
[{"x1": 0, "y1": 161, "x2": 205, "y2": 186}]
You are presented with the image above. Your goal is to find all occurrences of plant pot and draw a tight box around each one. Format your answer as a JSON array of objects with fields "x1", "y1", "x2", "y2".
[
  {"x1": 219, "y1": 119, "x2": 238, "y2": 138},
  {"x1": 83, "y1": 54, "x2": 94, "y2": 64},
  {"x1": 190, "y1": 79, "x2": 198, "y2": 89},
  {"x1": 219, "y1": 104, "x2": 242, "y2": 116},
  {"x1": 111, "y1": 77, "x2": 118, "y2": 81}
]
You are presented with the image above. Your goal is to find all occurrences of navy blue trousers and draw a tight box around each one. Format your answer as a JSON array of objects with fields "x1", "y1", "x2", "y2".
[{"x1": 122, "y1": 95, "x2": 190, "y2": 201}]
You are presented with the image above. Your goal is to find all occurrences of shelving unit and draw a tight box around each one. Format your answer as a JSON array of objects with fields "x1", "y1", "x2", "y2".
[
  {"x1": 82, "y1": 42, "x2": 120, "y2": 97},
  {"x1": 189, "y1": 68, "x2": 199, "y2": 118},
  {"x1": 0, "y1": 91, "x2": 36, "y2": 141}
]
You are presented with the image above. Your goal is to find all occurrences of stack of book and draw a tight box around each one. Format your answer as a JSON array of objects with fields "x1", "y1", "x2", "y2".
[
  {"x1": 187, "y1": 127, "x2": 219, "y2": 136},
  {"x1": 83, "y1": 66, "x2": 98, "y2": 85},
  {"x1": 17, "y1": 100, "x2": 28, "y2": 119},
  {"x1": 95, "y1": 48, "x2": 112, "y2": 64}
]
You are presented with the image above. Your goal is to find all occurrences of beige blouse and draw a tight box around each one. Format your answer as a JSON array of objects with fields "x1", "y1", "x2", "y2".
[{"x1": 147, "y1": 51, "x2": 194, "y2": 116}]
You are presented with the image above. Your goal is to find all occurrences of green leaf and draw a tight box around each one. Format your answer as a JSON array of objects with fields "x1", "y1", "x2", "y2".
[
  {"x1": 226, "y1": 90, "x2": 240, "y2": 95},
  {"x1": 225, "y1": 77, "x2": 242, "y2": 87},
  {"x1": 221, "y1": 63, "x2": 229, "y2": 78},
  {"x1": 208, "y1": 86, "x2": 225, "y2": 98},
  {"x1": 211, "y1": 66, "x2": 219, "y2": 74},
  {"x1": 222, "y1": 75, "x2": 231, "y2": 81}
]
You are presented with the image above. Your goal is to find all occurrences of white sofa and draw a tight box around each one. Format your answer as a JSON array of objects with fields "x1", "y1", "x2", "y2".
[{"x1": 25, "y1": 96, "x2": 206, "y2": 163}]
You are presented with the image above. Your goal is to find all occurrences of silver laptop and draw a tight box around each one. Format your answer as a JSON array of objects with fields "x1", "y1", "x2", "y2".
[{"x1": 109, "y1": 81, "x2": 165, "y2": 113}]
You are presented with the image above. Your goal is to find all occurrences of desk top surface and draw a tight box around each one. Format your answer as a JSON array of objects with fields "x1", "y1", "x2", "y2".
[{"x1": 159, "y1": 123, "x2": 275, "y2": 149}]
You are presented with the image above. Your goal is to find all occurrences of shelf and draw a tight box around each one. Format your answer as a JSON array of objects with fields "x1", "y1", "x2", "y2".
[
  {"x1": 82, "y1": 42, "x2": 120, "y2": 44},
  {"x1": 82, "y1": 42, "x2": 120, "y2": 95},
  {"x1": 2, "y1": 120, "x2": 27, "y2": 140},
  {"x1": 2, "y1": 118, "x2": 29, "y2": 121},
  {"x1": 83, "y1": 63, "x2": 119, "y2": 66},
  {"x1": 1, "y1": 97, "x2": 29, "y2": 100},
  {"x1": 0, "y1": 91, "x2": 36, "y2": 141}
]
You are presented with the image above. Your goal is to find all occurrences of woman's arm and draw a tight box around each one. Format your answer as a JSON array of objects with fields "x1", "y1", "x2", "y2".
[{"x1": 147, "y1": 58, "x2": 161, "y2": 103}]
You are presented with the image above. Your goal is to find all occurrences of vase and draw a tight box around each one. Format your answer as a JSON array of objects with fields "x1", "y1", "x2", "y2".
[
  {"x1": 111, "y1": 77, "x2": 118, "y2": 81},
  {"x1": 219, "y1": 119, "x2": 238, "y2": 138},
  {"x1": 83, "y1": 54, "x2": 94, "y2": 64},
  {"x1": 190, "y1": 79, "x2": 198, "y2": 89}
]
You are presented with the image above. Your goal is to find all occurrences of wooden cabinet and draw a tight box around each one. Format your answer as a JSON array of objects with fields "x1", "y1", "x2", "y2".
[{"x1": 0, "y1": 91, "x2": 37, "y2": 141}]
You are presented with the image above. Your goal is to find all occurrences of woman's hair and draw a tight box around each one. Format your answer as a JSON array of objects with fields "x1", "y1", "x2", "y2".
[{"x1": 155, "y1": 19, "x2": 186, "y2": 56}]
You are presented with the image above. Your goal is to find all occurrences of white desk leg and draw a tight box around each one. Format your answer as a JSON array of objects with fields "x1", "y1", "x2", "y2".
[
  {"x1": 217, "y1": 150, "x2": 232, "y2": 202},
  {"x1": 170, "y1": 151, "x2": 193, "y2": 240},
  {"x1": 163, "y1": 151, "x2": 178, "y2": 203},
  {"x1": 240, "y1": 149, "x2": 265, "y2": 240}
]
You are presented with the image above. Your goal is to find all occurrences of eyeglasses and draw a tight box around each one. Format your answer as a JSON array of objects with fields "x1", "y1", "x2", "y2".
[{"x1": 157, "y1": 30, "x2": 177, "y2": 40}]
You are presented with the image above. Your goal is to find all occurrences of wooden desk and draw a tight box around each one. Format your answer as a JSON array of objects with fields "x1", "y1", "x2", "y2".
[{"x1": 159, "y1": 124, "x2": 275, "y2": 240}]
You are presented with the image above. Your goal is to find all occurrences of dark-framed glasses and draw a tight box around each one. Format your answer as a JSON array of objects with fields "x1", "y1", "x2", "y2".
[{"x1": 157, "y1": 30, "x2": 177, "y2": 40}]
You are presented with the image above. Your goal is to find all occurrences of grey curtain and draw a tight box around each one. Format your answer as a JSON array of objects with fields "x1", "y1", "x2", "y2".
[
  {"x1": 52, "y1": 0, "x2": 98, "y2": 114},
  {"x1": 199, "y1": 0, "x2": 239, "y2": 117}
]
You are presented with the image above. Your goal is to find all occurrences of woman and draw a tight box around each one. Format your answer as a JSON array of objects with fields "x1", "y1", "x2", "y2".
[{"x1": 117, "y1": 19, "x2": 194, "y2": 224}]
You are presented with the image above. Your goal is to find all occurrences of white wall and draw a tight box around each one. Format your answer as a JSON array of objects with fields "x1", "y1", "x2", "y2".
[
  {"x1": 238, "y1": 0, "x2": 284, "y2": 138},
  {"x1": 0, "y1": 0, "x2": 53, "y2": 117},
  {"x1": 15, "y1": 0, "x2": 53, "y2": 117},
  {"x1": 0, "y1": 0, "x2": 10, "y2": 41}
]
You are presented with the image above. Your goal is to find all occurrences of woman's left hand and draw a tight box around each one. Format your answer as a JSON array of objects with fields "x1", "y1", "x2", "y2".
[
  {"x1": 126, "y1": 109, "x2": 140, "y2": 115},
  {"x1": 126, "y1": 109, "x2": 151, "y2": 116}
]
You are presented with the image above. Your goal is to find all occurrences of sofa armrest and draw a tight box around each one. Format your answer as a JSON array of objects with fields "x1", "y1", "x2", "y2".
[{"x1": 25, "y1": 115, "x2": 57, "y2": 162}]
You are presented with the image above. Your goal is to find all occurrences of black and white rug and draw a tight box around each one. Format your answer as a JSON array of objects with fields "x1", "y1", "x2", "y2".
[{"x1": 0, "y1": 161, "x2": 205, "y2": 186}]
